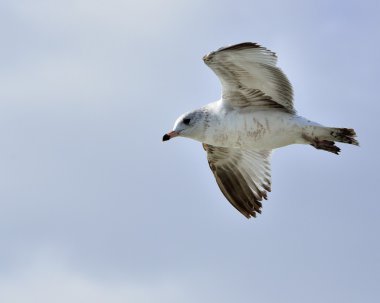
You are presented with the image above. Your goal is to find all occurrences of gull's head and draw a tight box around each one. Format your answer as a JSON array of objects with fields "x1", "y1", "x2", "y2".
[{"x1": 163, "y1": 109, "x2": 207, "y2": 142}]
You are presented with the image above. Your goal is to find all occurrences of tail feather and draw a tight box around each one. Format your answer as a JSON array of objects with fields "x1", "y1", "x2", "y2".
[
  {"x1": 310, "y1": 139, "x2": 341, "y2": 155},
  {"x1": 303, "y1": 127, "x2": 359, "y2": 155},
  {"x1": 329, "y1": 128, "x2": 359, "y2": 146}
]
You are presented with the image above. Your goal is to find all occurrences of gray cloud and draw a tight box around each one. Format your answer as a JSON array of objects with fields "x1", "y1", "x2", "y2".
[{"x1": 0, "y1": 0, "x2": 379, "y2": 302}]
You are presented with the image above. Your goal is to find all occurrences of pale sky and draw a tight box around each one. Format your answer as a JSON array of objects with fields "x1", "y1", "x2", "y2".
[{"x1": 0, "y1": 0, "x2": 379, "y2": 302}]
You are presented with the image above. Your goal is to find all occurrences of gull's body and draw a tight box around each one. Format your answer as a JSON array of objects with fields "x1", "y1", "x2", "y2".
[
  {"x1": 163, "y1": 42, "x2": 358, "y2": 219},
  {"x1": 193, "y1": 104, "x2": 316, "y2": 149}
]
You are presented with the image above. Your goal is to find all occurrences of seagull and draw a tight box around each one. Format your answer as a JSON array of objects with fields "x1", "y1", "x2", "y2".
[{"x1": 162, "y1": 42, "x2": 358, "y2": 219}]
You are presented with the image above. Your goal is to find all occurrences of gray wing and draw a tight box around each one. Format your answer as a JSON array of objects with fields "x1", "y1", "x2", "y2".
[
  {"x1": 203, "y1": 42, "x2": 294, "y2": 113},
  {"x1": 203, "y1": 144, "x2": 272, "y2": 219}
]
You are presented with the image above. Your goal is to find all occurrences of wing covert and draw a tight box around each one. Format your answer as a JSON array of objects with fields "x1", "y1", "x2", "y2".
[
  {"x1": 203, "y1": 143, "x2": 272, "y2": 218},
  {"x1": 203, "y1": 42, "x2": 294, "y2": 113}
]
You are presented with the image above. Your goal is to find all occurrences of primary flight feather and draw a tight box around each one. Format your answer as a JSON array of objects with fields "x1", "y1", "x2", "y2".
[{"x1": 163, "y1": 42, "x2": 358, "y2": 219}]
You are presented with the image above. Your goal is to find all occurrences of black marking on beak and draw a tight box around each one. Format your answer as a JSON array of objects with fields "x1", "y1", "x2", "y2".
[{"x1": 162, "y1": 134, "x2": 170, "y2": 141}]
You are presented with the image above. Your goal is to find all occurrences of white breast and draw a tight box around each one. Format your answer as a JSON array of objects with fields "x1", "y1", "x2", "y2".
[{"x1": 203, "y1": 110, "x2": 306, "y2": 149}]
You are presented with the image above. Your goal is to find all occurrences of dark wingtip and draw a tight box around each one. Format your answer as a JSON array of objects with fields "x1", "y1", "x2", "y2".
[
  {"x1": 162, "y1": 134, "x2": 170, "y2": 142},
  {"x1": 215, "y1": 42, "x2": 277, "y2": 57},
  {"x1": 217, "y1": 42, "x2": 260, "y2": 52}
]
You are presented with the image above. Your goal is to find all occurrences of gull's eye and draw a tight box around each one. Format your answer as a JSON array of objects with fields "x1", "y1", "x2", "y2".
[{"x1": 183, "y1": 118, "x2": 191, "y2": 125}]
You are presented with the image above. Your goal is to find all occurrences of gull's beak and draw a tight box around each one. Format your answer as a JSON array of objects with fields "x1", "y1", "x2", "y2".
[{"x1": 162, "y1": 131, "x2": 179, "y2": 142}]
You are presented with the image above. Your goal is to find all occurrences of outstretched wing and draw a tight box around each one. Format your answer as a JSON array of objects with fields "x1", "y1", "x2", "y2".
[
  {"x1": 203, "y1": 143, "x2": 272, "y2": 218},
  {"x1": 203, "y1": 42, "x2": 294, "y2": 113}
]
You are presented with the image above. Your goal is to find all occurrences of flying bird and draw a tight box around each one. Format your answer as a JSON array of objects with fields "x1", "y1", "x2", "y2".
[{"x1": 162, "y1": 42, "x2": 358, "y2": 218}]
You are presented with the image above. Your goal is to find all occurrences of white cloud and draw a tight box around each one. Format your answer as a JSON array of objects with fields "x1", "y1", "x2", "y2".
[
  {"x1": 0, "y1": 253, "x2": 187, "y2": 303},
  {"x1": 0, "y1": 1, "x2": 378, "y2": 302},
  {"x1": 6, "y1": 0, "x2": 200, "y2": 35}
]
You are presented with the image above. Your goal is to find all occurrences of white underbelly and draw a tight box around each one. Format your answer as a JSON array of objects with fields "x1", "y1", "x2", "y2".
[{"x1": 203, "y1": 111, "x2": 306, "y2": 149}]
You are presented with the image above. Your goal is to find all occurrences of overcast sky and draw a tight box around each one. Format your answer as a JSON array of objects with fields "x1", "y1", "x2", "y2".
[{"x1": 0, "y1": 0, "x2": 379, "y2": 302}]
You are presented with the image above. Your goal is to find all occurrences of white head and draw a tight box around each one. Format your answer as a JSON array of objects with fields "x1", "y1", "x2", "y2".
[{"x1": 163, "y1": 109, "x2": 207, "y2": 142}]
